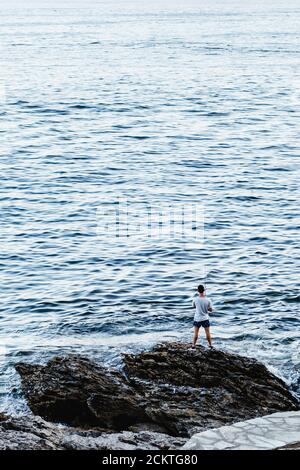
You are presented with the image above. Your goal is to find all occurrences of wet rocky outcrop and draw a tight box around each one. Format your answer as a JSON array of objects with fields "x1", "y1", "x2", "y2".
[
  {"x1": 15, "y1": 342, "x2": 299, "y2": 444},
  {"x1": 123, "y1": 343, "x2": 299, "y2": 435},
  {"x1": 15, "y1": 356, "x2": 148, "y2": 431}
]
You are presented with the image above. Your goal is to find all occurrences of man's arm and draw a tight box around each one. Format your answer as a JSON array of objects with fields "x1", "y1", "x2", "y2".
[{"x1": 208, "y1": 300, "x2": 213, "y2": 313}]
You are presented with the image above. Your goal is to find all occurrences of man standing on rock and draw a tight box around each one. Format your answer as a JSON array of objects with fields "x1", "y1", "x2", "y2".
[{"x1": 192, "y1": 284, "x2": 213, "y2": 348}]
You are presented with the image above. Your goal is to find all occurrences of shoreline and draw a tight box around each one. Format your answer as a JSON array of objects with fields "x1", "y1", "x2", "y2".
[
  {"x1": 1, "y1": 337, "x2": 299, "y2": 420},
  {"x1": 0, "y1": 341, "x2": 298, "y2": 450}
]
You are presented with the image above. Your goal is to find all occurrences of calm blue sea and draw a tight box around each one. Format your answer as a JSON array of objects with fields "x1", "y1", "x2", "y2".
[{"x1": 0, "y1": 0, "x2": 299, "y2": 414}]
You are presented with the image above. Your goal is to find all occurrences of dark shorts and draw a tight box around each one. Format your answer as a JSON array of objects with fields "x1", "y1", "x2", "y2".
[{"x1": 193, "y1": 320, "x2": 210, "y2": 328}]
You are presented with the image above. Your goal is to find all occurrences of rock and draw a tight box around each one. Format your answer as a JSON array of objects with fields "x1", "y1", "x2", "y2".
[
  {"x1": 0, "y1": 414, "x2": 63, "y2": 450},
  {"x1": 15, "y1": 342, "x2": 299, "y2": 442},
  {"x1": 0, "y1": 414, "x2": 184, "y2": 450},
  {"x1": 278, "y1": 441, "x2": 300, "y2": 450},
  {"x1": 15, "y1": 356, "x2": 148, "y2": 430},
  {"x1": 123, "y1": 343, "x2": 299, "y2": 435},
  {"x1": 61, "y1": 430, "x2": 185, "y2": 450}
]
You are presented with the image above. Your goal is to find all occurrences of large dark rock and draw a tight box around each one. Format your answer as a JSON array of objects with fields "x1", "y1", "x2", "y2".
[
  {"x1": 123, "y1": 343, "x2": 299, "y2": 435},
  {"x1": 16, "y1": 342, "x2": 299, "y2": 439},
  {"x1": 15, "y1": 356, "x2": 148, "y2": 430}
]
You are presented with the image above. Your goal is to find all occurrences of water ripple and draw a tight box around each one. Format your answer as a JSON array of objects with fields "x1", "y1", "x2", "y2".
[{"x1": 0, "y1": 0, "x2": 299, "y2": 413}]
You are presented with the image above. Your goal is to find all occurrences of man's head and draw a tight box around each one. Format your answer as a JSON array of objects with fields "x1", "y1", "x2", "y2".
[{"x1": 197, "y1": 284, "x2": 205, "y2": 294}]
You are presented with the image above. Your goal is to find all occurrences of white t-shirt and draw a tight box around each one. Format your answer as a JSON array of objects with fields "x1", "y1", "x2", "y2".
[{"x1": 192, "y1": 296, "x2": 212, "y2": 321}]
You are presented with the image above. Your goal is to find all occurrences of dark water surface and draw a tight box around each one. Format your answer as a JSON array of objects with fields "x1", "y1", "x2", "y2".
[{"x1": 0, "y1": 0, "x2": 299, "y2": 413}]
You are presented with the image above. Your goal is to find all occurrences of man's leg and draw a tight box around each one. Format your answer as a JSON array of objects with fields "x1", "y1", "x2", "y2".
[
  {"x1": 204, "y1": 327, "x2": 212, "y2": 348},
  {"x1": 193, "y1": 326, "x2": 200, "y2": 347}
]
